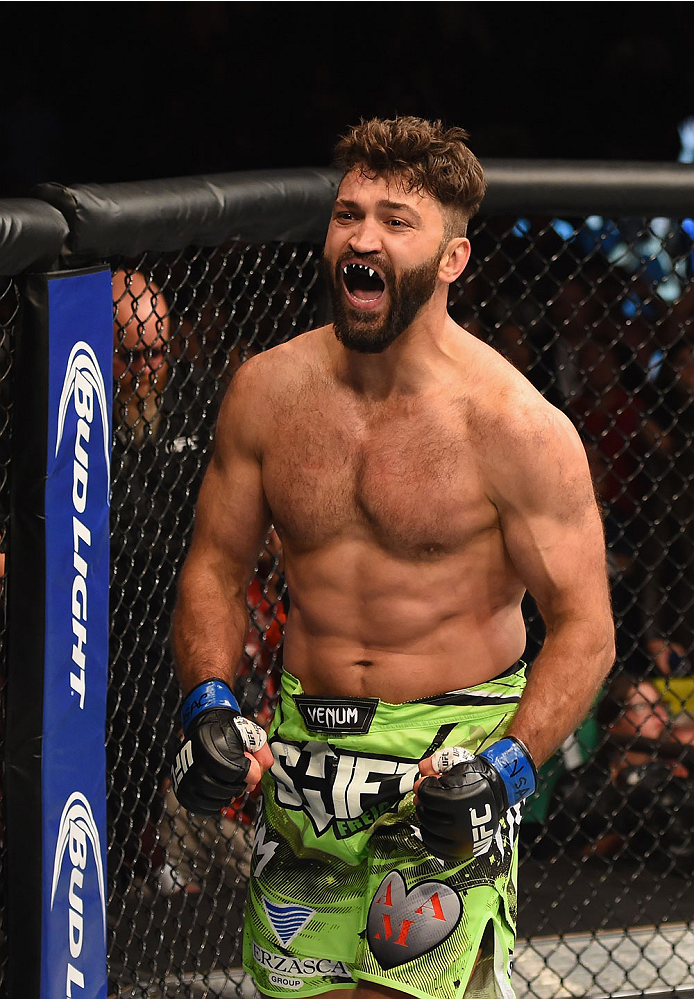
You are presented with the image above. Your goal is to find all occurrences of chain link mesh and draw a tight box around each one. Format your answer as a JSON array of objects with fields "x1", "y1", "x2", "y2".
[
  {"x1": 108, "y1": 243, "x2": 321, "y2": 997},
  {"x1": 6, "y1": 210, "x2": 687, "y2": 998}
]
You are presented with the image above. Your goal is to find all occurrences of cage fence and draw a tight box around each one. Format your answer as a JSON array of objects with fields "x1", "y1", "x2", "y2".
[{"x1": 103, "y1": 206, "x2": 694, "y2": 998}]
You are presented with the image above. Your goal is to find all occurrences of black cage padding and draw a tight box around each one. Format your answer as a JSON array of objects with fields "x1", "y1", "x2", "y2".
[
  {"x1": 34, "y1": 161, "x2": 694, "y2": 270},
  {"x1": 34, "y1": 168, "x2": 341, "y2": 261},
  {"x1": 481, "y1": 159, "x2": 694, "y2": 215},
  {"x1": 0, "y1": 200, "x2": 69, "y2": 276}
]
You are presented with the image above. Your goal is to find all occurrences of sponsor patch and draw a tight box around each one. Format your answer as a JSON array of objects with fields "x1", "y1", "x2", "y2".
[
  {"x1": 367, "y1": 871, "x2": 462, "y2": 969},
  {"x1": 269, "y1": 973, "x2": 303, "y2": 990},
  {"x1": 262, "y1": 897, "x2": 315, "y2": 946},
  {"x1": 252, "y1": 943, "x2": 352, "y2": 980},
  {"x1": 293, "y1": 696, "x2": 378, "y2": 734}
]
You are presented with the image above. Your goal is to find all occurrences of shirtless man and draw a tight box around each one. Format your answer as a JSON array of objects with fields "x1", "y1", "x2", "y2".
[{"x1": 170, "y1": 117, "x2": 615, "y2": 999}]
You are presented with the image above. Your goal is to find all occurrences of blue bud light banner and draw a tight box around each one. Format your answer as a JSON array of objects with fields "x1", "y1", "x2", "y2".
[
  {"x1": 43, "y1": 269, "x2": 112, "y2": 999},
  {"x1": 6, "y1": 267, "x2": 112, "y2": 999}
]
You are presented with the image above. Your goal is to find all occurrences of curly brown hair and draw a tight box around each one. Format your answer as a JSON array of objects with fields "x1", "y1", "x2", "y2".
[{"x1": 333, "y1": 116, "x2": 486, "y2": 236}]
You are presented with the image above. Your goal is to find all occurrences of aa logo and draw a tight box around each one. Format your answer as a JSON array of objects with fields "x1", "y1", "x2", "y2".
[{"x1": 366, "y1": 871, "x2": 461, "y2": 969}]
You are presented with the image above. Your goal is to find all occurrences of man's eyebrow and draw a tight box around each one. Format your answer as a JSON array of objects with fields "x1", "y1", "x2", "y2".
[
  {"x1": 378, "y1": 199, "x2": 422, "y2": 221},
  {"x1": 333, "y1": 197, "x2": 423, "y2": 223}
]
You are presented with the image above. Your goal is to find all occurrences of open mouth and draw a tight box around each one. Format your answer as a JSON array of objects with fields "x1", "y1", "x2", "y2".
[{"x1": 342, "y1": 263, "x2": 386, "y2": 304}]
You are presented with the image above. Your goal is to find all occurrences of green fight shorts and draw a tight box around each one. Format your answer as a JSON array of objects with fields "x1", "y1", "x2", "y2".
[{"x1": 243, "y1": 664, "x2": 527, "y2": 999}]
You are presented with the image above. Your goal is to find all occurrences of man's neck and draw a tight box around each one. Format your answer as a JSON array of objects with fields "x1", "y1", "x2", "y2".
[{"x1": 332, "y1": 303, "x2": 459, "y2": 400}]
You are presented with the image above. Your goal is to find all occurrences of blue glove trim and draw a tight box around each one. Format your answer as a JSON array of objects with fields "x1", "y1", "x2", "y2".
[
  {"x1": 479, "y1": 737, "x2": 537, "y2": 807},
  {"x1": 181, "y1": 678, "x2": 239, "y2": 733}
]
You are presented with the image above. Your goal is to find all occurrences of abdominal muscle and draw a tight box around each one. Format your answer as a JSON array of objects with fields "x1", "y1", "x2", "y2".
[{"x1": 279, "y1": 538, "x2": 528, "y2": 702}]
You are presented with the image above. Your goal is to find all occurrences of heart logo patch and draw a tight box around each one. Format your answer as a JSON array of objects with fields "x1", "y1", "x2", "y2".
[{"x1": 366, "y1": 871, "x2": 462, "y2": 969}]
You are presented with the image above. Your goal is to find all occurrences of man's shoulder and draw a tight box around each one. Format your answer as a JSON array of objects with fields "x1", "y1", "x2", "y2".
[
  {"x1": 462, "y1": 341, "x2": 582, "y2": 470},
  {"x1": 465, "y1": 339, "x2": 565, "y2": 430},
  {"x1": 219, "y1": 328, "x2": 332, "y2": 436},
  {"x1": 230, "y1": 327, "x2": 329, "y2": 389}
]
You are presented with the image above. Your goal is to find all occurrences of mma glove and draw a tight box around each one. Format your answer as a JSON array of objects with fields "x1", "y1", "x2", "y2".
[
  {"x1": 171, "y1": 678, "x2": 267, "y2": 815},
  {"x1": 416, "y1": 737, "x2": 537, "y2": 862}
]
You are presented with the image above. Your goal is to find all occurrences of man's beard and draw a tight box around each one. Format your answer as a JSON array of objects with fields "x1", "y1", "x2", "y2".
[{"x1": 323, "y1": 249, "x2": 443, "y2": 354}]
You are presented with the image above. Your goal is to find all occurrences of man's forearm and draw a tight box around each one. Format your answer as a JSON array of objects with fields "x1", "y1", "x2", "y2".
[
  {"x1": 507, "y1": 621, "x2": 615, "y2": 767},
  {"x1": 172, "y1": 559, "x2": 250, "y2": 696}
]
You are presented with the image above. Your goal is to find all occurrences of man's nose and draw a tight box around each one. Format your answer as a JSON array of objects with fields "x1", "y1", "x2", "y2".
[
  {"x1": 129, "y1": 348, "x2": 164, "y2": 377},
  {"x1": 131, "y1": 351, "x2": 159, "y2": 377},
  {"x1": 348, "y1": 218, "x2": 382, "y2": 255}
]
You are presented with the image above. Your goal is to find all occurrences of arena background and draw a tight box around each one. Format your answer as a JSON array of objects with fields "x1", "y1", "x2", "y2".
[
  {"x1": 0, "y1": 157, "x2": 693, "y2": 998},
  {"x1": 2, "y1": 3, "x2": 694, "y2": 996},
  {"x1": 2, "y1": 4, "x2": 694, "y2": 197}
]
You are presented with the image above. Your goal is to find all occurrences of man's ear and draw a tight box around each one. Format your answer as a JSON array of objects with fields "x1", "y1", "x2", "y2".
[{"x1": 438, "y1": 238, "x2": 471, "y2": 285}]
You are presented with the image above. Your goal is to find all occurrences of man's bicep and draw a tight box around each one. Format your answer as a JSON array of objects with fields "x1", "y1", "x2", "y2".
[
  {"x1": 187, "y1": 370, "x2": 272, "y2": 578},
  {"x1": 190, "y1": 446, "x2": 271, "y2": 574},
  {"x1": 508, "y1": 490, "x2": 609, "y2": 624}
]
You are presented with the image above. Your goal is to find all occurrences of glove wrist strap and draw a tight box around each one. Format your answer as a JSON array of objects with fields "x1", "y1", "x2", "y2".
[
  {"x1": 479, "y1": 736, "x2": 537, "y2": 807},
  {"x1": 181, "y1": 678, "x2": 239, "y2": 733}
]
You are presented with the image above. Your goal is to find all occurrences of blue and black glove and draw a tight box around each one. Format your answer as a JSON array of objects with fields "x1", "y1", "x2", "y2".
[
  {"x1": 171, "y1": 678, "x2": 267, "y2": 815},
  {"x1": 416, "y1": 737, "x2": 537, "y2": 862}
]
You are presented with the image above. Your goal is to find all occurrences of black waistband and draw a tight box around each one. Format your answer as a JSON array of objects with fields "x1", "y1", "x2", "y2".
[
  {"x1": 290, "y1": 660, "x2": 524, "y2": 732},
  {"x1": 412, "y1": 660, "x2": 525, "y2": 707}
]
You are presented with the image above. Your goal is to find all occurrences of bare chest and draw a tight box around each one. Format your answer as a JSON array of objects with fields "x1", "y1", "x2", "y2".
[{"x1": 262, "y1": 399, "x2": 494, "y2": 555}]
